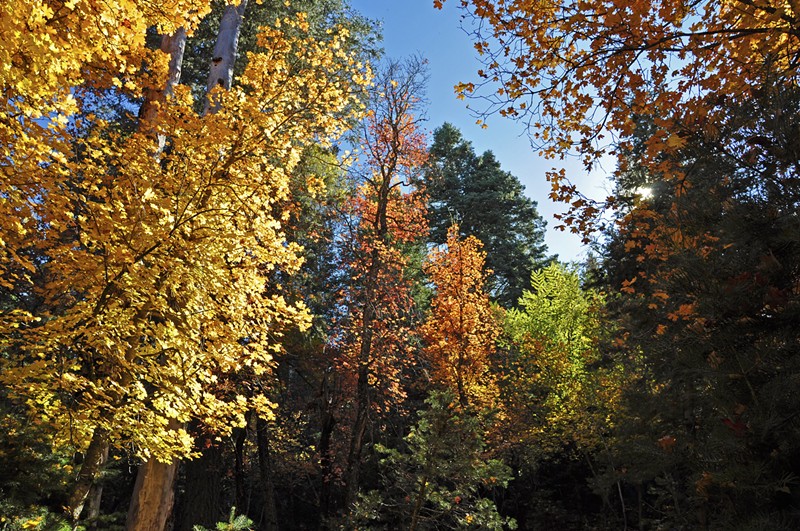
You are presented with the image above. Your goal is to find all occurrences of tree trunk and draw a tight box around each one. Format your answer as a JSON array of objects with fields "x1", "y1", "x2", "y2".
[
  {"x1": 126, "y1": 456, "x2": 179, "y2": 531},
  {"x1": 85, "y1": 444, "x2": 110, "y2": 524},
  {"x1": 318, "y1": 373, "x2": 338, "y2": 524},
  {"x1": 256, "y1": 417, "x2": 279, "y2": 531},
  {"x1": 344, "y1": 302, "x2": 375, "y2": 509},
  {"x1": 66, "y1": 427, "x2": 109, "y2": 524},
  {"x1": 408, "y1": 476, "x2": 428, "y2": 531},
  {"x1": 234, "y1": 425, "x2": 249, "y2": 515},
  {"x1": 176, "y1": 441, "x2": 224, "y2": 531},
  {"x1": 204, "y1": 0, "x2": 249, "y2": 115},
  {"x1": 344, "y1": 133, "x2": 395, "y2": 509},
  {"x1": 125, "y1": 26, "x2": 189, "y2": 529},
  {"x1": 128, "y1": 2, "x2": 251, "y2": 526},
  {"x1": 138, "y1": 28, "x2": 188, "y2": 138}
]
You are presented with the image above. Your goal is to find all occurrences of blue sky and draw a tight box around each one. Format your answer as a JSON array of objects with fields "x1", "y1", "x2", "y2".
[{"x1": 349, "y1": 0, "x2": 606, "y2": 261}]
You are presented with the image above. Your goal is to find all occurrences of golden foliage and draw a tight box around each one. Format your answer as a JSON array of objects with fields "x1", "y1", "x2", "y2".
[{"x1": 0, "y1": 9, "x2": 369, "y2": 461}]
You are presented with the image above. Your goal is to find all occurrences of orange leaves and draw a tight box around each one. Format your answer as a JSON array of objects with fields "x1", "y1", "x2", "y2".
[
  {"x1": 421, "y1": 225, "x2": 500, "y2": 408},
  {"x1": 455, "y1": 81, "x2": 475, "y2": 100},
  {"x1": 620, "y1": 277, "x2": 637, "y2": 294},
  {"x1": 448, "y1": 0, "x2": 800, "y2": 240},
  {"x1": 667, "y1": 302, "x2": 696, "y2": 322},
  {"x1": 329, "y1": 59, "x2": 430, "y2": 419}
]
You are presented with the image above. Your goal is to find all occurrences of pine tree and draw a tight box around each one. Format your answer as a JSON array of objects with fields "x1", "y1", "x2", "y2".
[
  {"x1": 423, "y1": 123, "x2": 551, "y2": 307},
  {"x1": 351, "y1": 390, "x2": 515, "y2": 531}
]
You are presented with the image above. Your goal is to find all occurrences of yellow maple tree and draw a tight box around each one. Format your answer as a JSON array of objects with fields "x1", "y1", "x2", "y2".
[{"x1": 0, "y1": 2, "x2": 370, "y2": 521}]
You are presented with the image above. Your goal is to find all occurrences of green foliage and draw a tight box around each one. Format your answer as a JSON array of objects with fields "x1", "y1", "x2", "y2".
[
  {"x1": 0, "y1": 396, "x2": 74, "y2": 530},
  {"x1": 0, "y1": 509, "x2": 72, "y2": 531},
  {"x1": 500, "y1": 264, "x2": 619, "y2": 457},
  {"x1": 508, "y1": 264, "x2": 602, "y2": 354},
  {"x1": 422, "y1": 123, "x2": 551, "y2": 307},
  {"x1": 192, "y1": 507, "x2": 253, "y2": 531},
  {"x1": 351, "y1": 390, "x2": 516, "y2": 530}
]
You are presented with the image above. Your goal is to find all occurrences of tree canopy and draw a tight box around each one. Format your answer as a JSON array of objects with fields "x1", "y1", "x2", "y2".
[
  {"x1": 2, "y1": 1, "x2": 799, "y2": 530},
  {"x1": 423, "y1": 123, "x2": 551, "y2": 306},
  {"x1": 440, "y1": 0, "x2": 800, "y2": 235}
]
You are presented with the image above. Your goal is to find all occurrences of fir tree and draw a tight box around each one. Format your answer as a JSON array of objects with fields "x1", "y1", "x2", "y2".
[{"x1": 422, "y1": 123, "x2": 552, "y2": 307}]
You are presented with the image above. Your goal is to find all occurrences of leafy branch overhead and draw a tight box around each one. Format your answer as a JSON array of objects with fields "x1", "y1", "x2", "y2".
[{"x1": 1, "y1": 0, "x2": 799, "y2": 529}]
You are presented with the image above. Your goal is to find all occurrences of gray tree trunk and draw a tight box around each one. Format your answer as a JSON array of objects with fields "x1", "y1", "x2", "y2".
[
  {"x1": 204, "y1": 0, "x2": 249, "y2": 115},
  {"x1": 66, "y1": 427, "x2": 110, "y2": 525},
  {"x1": 85, "y1": 444, "x2": 110, "y2": 521},
  {"x1": 138, "y1": 28, "x2": 188, "y2": 154}
]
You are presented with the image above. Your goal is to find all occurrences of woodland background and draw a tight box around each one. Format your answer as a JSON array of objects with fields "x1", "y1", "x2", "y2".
[{"x1": 1, "y1": 0, "x2": 799, "y2": 529}]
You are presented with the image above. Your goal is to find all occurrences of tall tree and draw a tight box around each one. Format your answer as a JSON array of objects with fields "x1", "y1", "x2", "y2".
[
  {"x1": 501, "y1": 264, "x2": 617, "y2": 458},
  {"x1": 421, "y1": 224, "x2": 501, "y2": 409},
  {"x1": 322, "y1": 57, "x2": 430, "y2": 515},
  {"x1": 166, "y1": 3, "x2": 381, "y2": 528},
  {"x1": 494, "y1": 264, "x2": 623, "y2": 528},
  {"x1": 0, "y1": 4, "x2": 370, "y2": 526},
  {"x1": 423, "y1": 123, "x2": 550, "y2": 307},
  {"x1": 596, "y1": 82, "x2": 800, "y2": 529},
  {"x1": 126, "y1": 20, "x2": 195, "y2": 531}
]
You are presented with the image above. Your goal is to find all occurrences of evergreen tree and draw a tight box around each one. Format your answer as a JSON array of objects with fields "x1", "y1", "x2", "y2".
[
  {"x1": 351, "y1": 390, "x2": 515, "y2": 531},
  {"x1": 598, "y1": 80, "x2": 800, "y2": 530},
  {"x1": 423, "y1": 123, "x2": 551, "y2": 307}
]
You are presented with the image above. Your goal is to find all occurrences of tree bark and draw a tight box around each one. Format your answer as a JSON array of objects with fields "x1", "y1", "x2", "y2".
[
  {"x1": 138, "y1": 28, "x2": 188, "y2": 149},
  {"x1": 126, "y1": 454, "x2": 179, "y2": 531},
  {"x1": 85, "y1": 444, "x2": 110, "y2": 524},
  {"x1": 204, "y1": 0, "x2": 249, "y2": 115},
  {"x1": 176, "y1": 441, "x2": 224, "y2": 531},
  {"x1": 318, "y1": 373, "x2": 338, "y2": 524},
  {"x1": 343, "y1": 250, "x2": 382, "y2": 510},
  {"x1": 66, "y1": 427, "x2": 110, "y2": 524},
  {"x1": 344, "y1": 328, "x2": 372, "y2": 510}
]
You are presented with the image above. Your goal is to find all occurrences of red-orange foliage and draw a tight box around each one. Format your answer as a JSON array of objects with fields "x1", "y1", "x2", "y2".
[
  {"x1": 333, "y1": 58, "x2": 430, "y2": 413},
  {"x1": 334, "y1": 184, "x2": 428, "y2": 411},
  {"x1": 322, "y1": 57, "x2": 430, "y2": 508}
]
